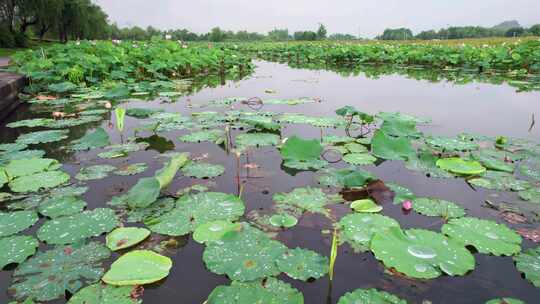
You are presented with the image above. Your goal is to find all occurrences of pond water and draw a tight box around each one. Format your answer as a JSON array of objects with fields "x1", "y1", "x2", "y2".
[{"x1": 0, "y1": 60, "x2": 539, "y2": 303}]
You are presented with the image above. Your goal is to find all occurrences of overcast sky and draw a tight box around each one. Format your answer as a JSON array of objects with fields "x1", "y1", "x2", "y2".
[{"x1": 94, "y1": 0, "x2": 540, "y2": 37}]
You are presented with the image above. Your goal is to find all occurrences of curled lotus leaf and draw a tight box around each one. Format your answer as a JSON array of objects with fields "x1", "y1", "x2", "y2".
[
  {"x1": 442, "y1": 217, "x2": 522, "y2": 256},
  {"x1": 181, "y1": 162, "x2": 225, "y2": 179},
  {"x1": 236, "y1": 132, "x2": 280, "y2": 151},
  {"x1": 16, "y1": 130, "x2": 69, "y2": 145},
  {"x1": 276, "y1": 247, "x2": 329, "y2": 281},
  {"x1": 370, "y1": 228, "x2": 475, "y2": 279},
  {"x1": 206, "y1": 277, "x2": 304, "y2": 304},
  {"x1": 38, "y1": 195, "x2": 87, "y2": 218},
  {"x1": 269, "y1": 213, "x2": 298, "y2": 228},
  {"x1": 147, "y1": 192, "x2": 245, "y2": 236},
  {"x1": 126, "y1": 177, "x2": 161, "y2": 209},
  {"x1": 371, "y1": 130, "x2": 414, "y2": 161},
  {"x1": 203, "y1": 223, "x2": 287, "y2": 281},
  {"x1": 67, "y1": 283, "x2": 142, "y2": 304},
  {"x1": 102, "y1": 250, "x2": 172, "y2": 285},
  {"x1": 70, "y1": 127, "x2": 110, "y2": 151},
  {"x1": 273, "y1": 187, "x2": 341, "y2": 215},
  {"x1": 436, "y1": 158, "x2": 486, "y2": 175},
  {"x1": 106, "y1": 227, "x2": 151, "y2": 251},
  {"x1": 193, "y1": 220, "x2": 242, "y2": 244},
  {"x1": 126, "y1": 197, "x2": 175, "y2": 223},
  {"x1": 9, "y1": 170, "x2": 70, "y2": 193},
  {"x1": 76, "y1": 165, "x2": 116, "y2": 181},
  {"x1": 351, "y1": 199, "x2": 383, "y2": 213},
  {"x1": 0, "y1": 211, "x2": 39, "y2": 238},
  {"x1": 5, "y1": 158, "x2": 60, "y2": 178},
  {"x1": 9, "y1": 242, "x2": 110, "y2": 302},
  {"x1": 426, "y1": 136, "x2": 479, "y2": 152},
  {"x1": 337, "y1": 288, "x2": 407, "y2": 304},
  {"x1": 178, "y1": 129, "x2": 224, "y2": 143},
  {"x1": 412, "y1": 197, "x2": 465, "y2": 219},
  {"x1": 513, "y1": 246, "x2": 540, "y2": 287},
  {"x1": 338, "y1": 213, "x2": 400, "y2": 252},
  {"x1": 485, "y1": 299, "x2": 525, "y2": 304},
  {"x1": 114, "y1": 163, "x2": 148, "y2": 176},
  {"x1": 37, "y1": 208, "x2": 119, "y2": 244},
  {"x1": 343, "y1": 153, "x2": 377, "y2": 165},
  {"x1": 0, "y1": 235, "x2": 38, "y2": 269}
]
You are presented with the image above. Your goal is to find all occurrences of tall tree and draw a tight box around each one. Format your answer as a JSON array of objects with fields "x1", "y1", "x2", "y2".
[{"x1": 317, "y1": 23, "x2": 327, "y2": 40}]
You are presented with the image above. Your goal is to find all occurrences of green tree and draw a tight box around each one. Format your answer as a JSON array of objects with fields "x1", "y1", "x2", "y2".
[
  {"x1": 528, "y1": 24, "x2": 540, "y2": 36},
  {"x1": 268, "y1": 28, "x2": 289, "y2": 41},
  {"x1": 317, "y1": 23, "x2": 327, "y2": 39},
  {"x1": 208, "y1": 27, "x2": 226, "y2": 42},
  {"x1": 506, "y1": 27, "x2": 525, "y2": 37},
  {"x1": 378, "y1": 28, "x2": 413, "y2": 40}
]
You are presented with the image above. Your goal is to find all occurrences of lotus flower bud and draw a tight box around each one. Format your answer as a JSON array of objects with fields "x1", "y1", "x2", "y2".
[{"x1": 402, "y1": 200, "x2": 413, "y2": 211}]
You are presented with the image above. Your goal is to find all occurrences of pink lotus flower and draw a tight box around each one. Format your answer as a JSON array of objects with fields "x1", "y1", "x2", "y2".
[{"x1": 402, "y1": 200, "x2": 413, "y2": 211}]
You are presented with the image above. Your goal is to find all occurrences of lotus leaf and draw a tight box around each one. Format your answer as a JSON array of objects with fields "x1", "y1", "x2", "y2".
[
  {"x1": 193, "y1": 220, "x2": 241, "y2": 244},
  {"x1": 71, "y1": 128, "x2": 110, "y2": 151},
  {"x1": 520, "y1": 163, "x2": 540, "y2": 181},
  {"x1": 405, "y1": 151, "x2": 453, "y2": 178},
  {"x1": 485, "y1": 298, "x2": 524, "y2": 304},
  {"x1": 67, "y1": 283, "x2": 142, "y2": 304},
  {"x1": 76, "y1": 165, "x2": 116, "y2": 181},
  {"x1": 181, "y1": 162, "x2": 225, "y2": 179},
  {"x1": 386, "y1": 183, "x2": 416, "y2": 205},
  {"x1": 273, "y1": 187, "x2": 340, "y2": 215},
  {"x1": 469, "y1": 171, "x2": 531, "y2": 191},
  {"x1": 269, "y1": 213, "x2": 298, "y2": 228},
  {"x1": 46, "y1": 116, "x2": 103, "y2": 129},
  {"x1": 380, "y1": 119, "x2": 420, "y2": 138},
  {"x1": 203, "y1": 224, "x2": 287, "y2": 281},
  {"x1": 519, "y1": 187, "x2": 540, "y2": 203},
  {"x1": 513, "y1": 246, "x2": 540, "y2": 287},
  {"x1": 283, "y1": 158, "x2": 328, "y2": 170},
  {"x1": 7, "y1": 118, "x2": 56, "y2": 128},
  {"x1": 378, "y1": 111, "x2": 430, "y2": 124},
  {"x1": 317, "y1": 167, "x2": 375, "y2": 188},
  {"x1": 38, "y1": 195, "x2": 87, "y2": 218},
  {"x1": 436, "y1": 158, "x2": 486, "y2": 175},
  {"x1": 206, "y1": 277, "x2": 304, "y2": 304},
  {"x1": 344, "y1": 142, "x2": 368, "y2": 153},
  {"x1": 9, "y1": 170, "x2": 70, "y2": 193},
  {"x1": 337, "y1": 288, "x2": 407, "y2": 304},
  {"x1": 412, "y1": 198, "x2": 465, "y2": 219},
  {"x1": 371, "y1": 130, "x2": 414, "y2": 161},
  {"x1": 351, "y1": 199, "x2": 382, "y2": 213},
  {"x1": 126, "y1": 107, "x2": 164, "y2": 118},
  {"x1": 322, "y1": 135, "x2": 355, "y2": 145},
  {"x1": 114, "y1": 163, "x2": 148, "y2": 176},
  {"x1": 126, "y1": 177, "x2": 161, "y2": 209},
  {"x1": 370, "y1": 228, "x2": 475, "y2": 279},
  {"x1": 126, "y1": 197, "x2": 175, "y2": 223},
  {"x1": 148, "y1": 192, "x2": 245, "y2": 236},
  {"x1": 9, "y1": 242, "x2": 110, "y2": 301},
  {"x1": 281, "y1": 136, "x2": 322, "y2": 162},
  {"x1": 179, "y1": 130, "x2": 224, "y2": 143},
  {"x1": 98, "y1": 143, "x2": 148, "y2": 159},
  {"x1": 343, "y1": 153, "x2": 377, "y2": 165},
  {"x1": 0, "y1": 143, "x2": 27, "y2": 152},
  {"x1": 103, "y1": 250, "x2": 172, "y2": 285},
  {"x1": 0, "y1": 211, "x2": 39, "y2": 238},
  {"x1": 0, "y1": 167, "x2": 8, "y2": 187},
  {"x1": 426, "y1": 136, "x2": 479, "y2": 151},
  {"x1": 49, "y1": 81, "x2": 77, "y2": 93},
  {"x1": 338, "y1": 213, "x2": 400, "y2": 252},
  {"x1": 50, "y1": 186, "x2": 88, "y2": 197},
  {"x1": 472, "y1": 152, "x2": 514, "y2": 173},
  {"x1": 16, "y1": 130, "x2": 69, "y2": 145},
  {"x1": 37, "y1": 208, "x2": 119, "y2": 244},
  {"x1": 0, "y1": 149, "x2": 46, "y2": 164},
  {"x1": 276, "y1": 248, "x2": 329, "y2": 281},
  {"x1": 106, "y1": 227, "x2": 151, "y2": 251},
  {"x1": 442, "y1": 217, "x2": 521, "y2": 256},
  {"x1": 236, "y1": 133, "x2": 280, "y2": 151},
  {"x1": 0, "y1": 235, "x2": 38, "y2": 269},
  {"x1": 154, "y1": 152, "x2": 189, "y2": 188},
  {"x1": 5, "y1": 158, "x2": 60, "y2": 178}
]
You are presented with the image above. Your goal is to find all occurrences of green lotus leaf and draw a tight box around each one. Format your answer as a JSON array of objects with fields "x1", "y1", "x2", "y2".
[
  {"x1": 343, "y1": 153, "x2": 377, "y2": 165},
  {"x1": 76, "y1": 165, "x2": 116, "y2": 181},
  {"x1": 37, "y1": 208, "x2": 119, "y2": 244},
  {"x1": 519, "y1": 162, "x2": 540, "y2": 181},
  {"x1": 273, "y1": 187, "x2": 341, "y2": 215},
  {"x1": 106, "y1": 227, "x2": 151, "y2": 251},
  {"x1": 436, "y1": 158, "x2": 486, "y2": 175},
  {"x1": 370, "y1": 228, "x2": 475, "y2": 279},
  {"x1": 103, "y1": 250, "x2": 172, "y2": 285},
  {"x1": 322, "y1": 135, "x2": 355, "y2": 145},
  {"x1": 98, "y1": 143, "x2": 148, "y2": 159},
  {"x1": 9, "y1": 242, "x2": 111, "y2": 301},
  {"x1": 5, "y1": 158, "x2": 61, "y2": 178},
  {"x1": 378, "y1": 111, "x2": 430, "y2": 124},
  {"x1": 203, "y1": 223, "x2": 287, "y2": 281},
  {"x1": 380, "y1": 118, "x2": 420, "y2": 138},
  {"x1": 9, "y1": 170, "x2": 70, "y2": 193},
  {"x1": 7, "y1": 118, "x2": 56, "y2": 128},
  {"x1": 193, "y1": 220, "x2": 242, "y2": 244},
  {"x1": 265, "y1": 98, "x2": 316, "y2": 105},
  {"x1": 269, "y1": 213, "x2": 298, "y2": 228},
  {"x1": 0, "y1": 143, "x2": 27, "y2": 152},
  {"x1": 405, "y1": 150, "x2": 453, "y2": 178},
  {"x1": 513, "y1": 246, "x2": 540, "y2": 287},
  {"x1": 469, "y1": 171, "x2": 531, "y2": 191},
  {"x1": 16, "y1": 130, "x2": 69, "y2": 145},
  {"x1": 206, "y1": 277, "x2": 304, "y2": 304},
  {"x1": 0, "y1": 235, "x2": 38, "y2": 269},
  {"x1": 49, "y1": 81, "x2": 77, "y2": 93},
  {"x1": 338, "y1": 213, "x2": 400, "y2": 252},
  {"x1": 426, "y1": 136, "x2": 479, "y2": 152},
  {"x1": 67, "y1": 283, "x2": 142, "y2": 304},
  {"x1": 126, "y1": 107, "x2": 164, "y2": 118},
  {"x1": 236, "y1": 132, "x2": 280, "y2": 151},
  {"x1": 337, "y1": 288, "x2": 407, "y2": 304},
  {"x1": 472, "y1": 152, "x2": 514, "y2": 173},
  {"x1": 154, "y1": 152, "x2": 189, "y2": 188},
  {"x1": 351, "y1": 199, "x2": 383, "y2": 213},
  {"x1": 38, "y1": 195, "x2": 87, "y2": 218},
  {"x1": 412, "y1": 197, "x2": 465, "y2": 219},
  {"x1": 126, "y1": 197, "x2": 175, "y2": 223},
  {"x1": 0, "y1": 149, "x2": 46, "y2": 164},
  {"x1": 283, "y1": 158, "x2": 328, "y2": 170},
  {"x1": 0, "y1": 167, "x2": 8, "y2": 187},
  {"x1": 114, "y1": 163, "x2": 148, "y2": 176},
  {"x1": 0, "y1": 211, "x2": 39, "y2": 238},
  {"x1": 281, "y1": 136, "x2": 322, "y2": 162},
  {"x1": 386, "y1": 183, "x2": 416, "y2": 205},
  {"x1": 181, "y1": 162, "x2": 225, "y2": 179},
  {"x1": 371, "y1": 130, "x2": 414, "y2": 161},
  {"x1": 126, "y1": 177, "x2": 161, "y2": 209},
  {"x1": 71, "y1": 128, "x2": 110, "y2": 151},
  {"x1": 178, "y1": 129, "x2": 224, "y2": 143},
  {"x1": 519, "y1": 187, "x2": 540, "y2": 203},
  {"x1": 485, "y1": 298, "x2": 525, "y2": 304},
  {"x1": 50, "y1": 185, "x2": 88, "y2": 197},
  {"x1": 317, "y1": 167, "x2": 375, "y2": 188},
  {"x1": 344, "y1": 142, "x2": 368, "y2": 153},
  {"x1": 46, "y1": 116, "x2": 103, "y2": 129},
  {"x1": 147, "y1": 192, "x2": 245, "y2": 236},
  {"x1": 442, "y1": 217, "x2": 521, "y2": 256},
  {"x1": 276, "y1": 247, "x2": 329, "y2": 281}
]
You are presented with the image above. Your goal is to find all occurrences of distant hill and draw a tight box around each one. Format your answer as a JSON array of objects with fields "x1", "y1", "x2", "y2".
[{"x1": 492, "y1": 20, "x2": 521, "y2": 30}]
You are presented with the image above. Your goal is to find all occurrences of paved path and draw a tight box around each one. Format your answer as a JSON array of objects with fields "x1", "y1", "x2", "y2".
[{"x1": 0, "y1": 72, "x2": 26, "y2": 121}]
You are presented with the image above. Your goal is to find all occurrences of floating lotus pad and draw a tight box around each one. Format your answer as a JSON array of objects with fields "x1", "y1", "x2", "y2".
[
  {"x1": 103, "y1": 250, "x2": 172, "y2": 285},
  {"x1": 469, "y1": 171, "x2": 531, "y2": 192},
  {"x1": 269, "y1": 214, "x2": 298, "y2": 228},
  {"x1": 351, "y1": 199, "x2": 383, "y2": 213},
  {"x1": 380, "y1": 118, "x2": 420, "y2": 138},
  {"x1": 70, "y1": 127, "x2": 111, "y2": 151},
  {"x1": 203, "y1": 224, "x2": 287, "y2": 281},
  {"x1": 472, "y1": 152, "x2": 514, "y2": 173},
  {"x1": 236, "y1": 132, "x2": 280, "y2": 151},
  {"x1": 343, "y1": 153, "x2": 377, "y2": 165},
  {"x1": 76, "y1": 165, "x2": 116, "y2": 181},
  {"x1": 97, "y1": 143, "x2": 148, "y2": 159},
  {"x1": 67, "y1": 283, "x2": 142, "y2": 304},
  {"x1": 9, "y1": 242, "x2": 111, "y2": 301},
  {"x1": 114, "y1": 163, "x2": 148, "y2": 176},
  {"x1": 273, "y1": 187, "x2": 341, "y2": 215},
  {"x1": 337, "y1": 288, "x2": 407, "y2": 304},
  {"x1": 371, "y1": 130, "x2": 414, "y2": 161},
  {"x1": 106, "y1": 227, "x2": 151, "y2": 251},
  {"x1": 38, "y1": 195, "x2": 87, "y2": 218},
  {"x1": 0, "y1": 235, "x2": 38, "y2": 269},
  {"x1": 436, "y1": 158, "x2": 486, "y2": 175},
  {"x1": 426, "y1": 136, "x2": 479, "y2": 151},
  {"x1": 518, "y1": 187, "x2": 540, "y2": 203},
  {"x1": 37, "y1": 208, "x2": 119, "y2": 244},
  {"x1": 16, "y1": 130, "x2": 69, "y2": 145},
  {"x1": 405, "y1": 151, "x2": 453, "y2": 178},
  {"x1": 5, "y1": 158, "x2": 60, "y2": 178},
  {"x1": 513, "y1": 246, "x2": 540, "y2": 287},
  {"x1": 485, "y1": 298, "x2": 525, "y2": 304},
  {"x1": 442, "y1": 217, "x2": 521, "y2": 256},
  {"x1": 338, "y1": 213, "x2": 400, "y2": 252},
  {"x1": 181, "y1": 162, "x2": 225, "y2": 179},
  {"x1": 9, "y1": 170, "x2": 70, "y2": 193},
  {"x1": 206, "y1": 278, "x2": 304, "y2": 304},
  {"x1": 276, "y1": 247, "x2": 329, "y2": 281},
  {"x1": 0, "y1": 211, "x2": 39, "y2": 238},
  {"x1": 412, "y1": 197, "x2": 465, "y2": 219},
  {"x1": 317, "y1": 167, "x2": 375, "y2": 188},
  {"x1": 193, "y1": 220, "x2": 242, "y2": 244},
  {"x1": 178, "y1": 129, "x2": 224, "y2": 143},
  {"x1": 280, "y1": 136, "x2": 325, "y2": 170},
  {"x1": 370, "y1": 228, "x2": 475, "y2": 279},
  {"x1": 126, "y1": 177, "x2": 161, "y2": 209}
]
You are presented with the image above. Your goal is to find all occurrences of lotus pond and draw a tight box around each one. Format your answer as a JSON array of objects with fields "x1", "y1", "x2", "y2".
[{"x1": 1, "y1": 46, "x2": 540, "y2": 304}]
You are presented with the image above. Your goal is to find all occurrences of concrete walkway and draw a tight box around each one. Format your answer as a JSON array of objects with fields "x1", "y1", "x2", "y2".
[{"x1": 0, "y1": 71, "x2": 26, "y2": 121}]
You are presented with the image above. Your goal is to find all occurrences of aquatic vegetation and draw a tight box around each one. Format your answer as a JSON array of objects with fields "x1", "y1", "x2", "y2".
[
  {"x1": 193, "y1": 220, "x2": 241, "y2": 244},
  {"x1": 371, "y1": 130, "x2": 414, "y2": 161},
  {"x1": 317, "y1": 167, "x2": 375, "y2": 188},
  {"x1": 273, "y1": 187, "x2": 341, "y2": 215},
  {"x1": 276, "y1": 248, "x2": 329, "y2": 281},
  {"x1": 342, "y1": 153, "x2": 377, "y2": 165},
  {"x1": 106, "y1": 227, "x2": 151, "y2": 251},
  {"x1": 181, "y1": 162, "x2": 225, "y2": 179},
  {"x1": 114, "y1": 163, "x2": 148, "y2": 176},
  {"x1": 16, "y1": 130, "x2": 69, "y2": 145},
  {"x1": 71, "y1": 127, "x2": 110, "y2": 151},
  {"x1": 350, "y1": 199, "x2": 383, "y2": 213},
  {"x1": 235, "y1": 132, "x2": 280, "y2": 151},
  {"x1": 206, "y1": 277, "x2": 304, "y2": 304},
  {"x1": 338, "y1": 213, "x2": 400, "y2": 252},
  {"x1": 337, "y1": 288, "x2": 407, "y2": 304},
  {"x1": 76, "y1": 165, "x2": 116, "y2": 181},
  {"x1": 178, "y1": 129, "x2": 224, "y2": 144},
  {"x1": 269, "y1": 214, "x2": 298, "y2": 228},
  {"x1": 280, "y1": 136, "x2": 327, "y2": 170},
  {"x1": 485, "y1": 299, "x2": 525, "y2": 304},
  {"x1": 513, "y1": 246, "x2": 540, "y2": 287},
  {"x1": 436, "y1": 157, "x2": 486, "y2": 175},
  {"x1": 0, "y1": 211, "x2": 39, "y2": 238},
  {"x1": 67, "y1": 284, "x2": 142, "y2": 304},
  {"x1": 469, "y1": 171, "x2": 531, "y2": 191},
  {"x1": 412, "y1": 197, "x2": 465, "y2": 219},
  {"x1": 103, "y1": 250, "x2": 172, "y2": 285},
  {"x1": 0, "y1": 235, "x2": 38, "y2": 269},
  {"x1": 38, "y1": 195, "x2": 87, "y2": 218}
]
